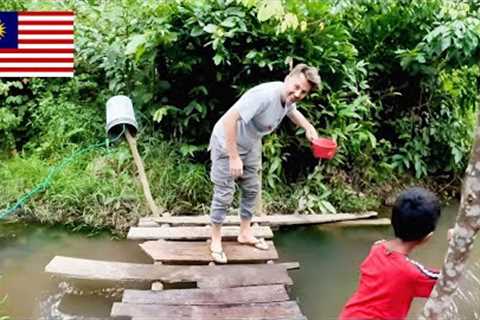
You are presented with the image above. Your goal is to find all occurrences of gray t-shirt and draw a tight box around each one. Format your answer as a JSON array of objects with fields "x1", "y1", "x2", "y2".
[{"x1": 211, "y1": 81, "x2": 296, "y2": 153}]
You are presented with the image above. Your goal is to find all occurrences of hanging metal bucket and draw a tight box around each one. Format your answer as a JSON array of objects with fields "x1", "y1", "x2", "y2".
[{"x1": 105, "y1": 95, "x2": 138, "y2": 138}]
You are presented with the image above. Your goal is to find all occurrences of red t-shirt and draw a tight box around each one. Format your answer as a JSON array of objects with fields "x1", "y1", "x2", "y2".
[{"x1": 339, "y1": 241, "x2": 439, "y2": 320}]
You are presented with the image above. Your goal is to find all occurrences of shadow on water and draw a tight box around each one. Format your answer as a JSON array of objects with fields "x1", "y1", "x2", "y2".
[{"x1": 0, "y1": 202, "x2": 479, "y2": 319}]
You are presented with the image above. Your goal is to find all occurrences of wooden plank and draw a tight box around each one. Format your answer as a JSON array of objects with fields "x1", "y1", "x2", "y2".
[
  {"x1": 138, "y1": 219, "x2": 163, "y2": 227},
  {"x1": 131, "y1": 317, "x2": 307, "y2": 320},
  {"x1": 122, "y1": 285, "x2": 289, "y2": 305},
  {"x1": 132, "y1": 317, "x2": 307, "y2": 320},
  {"x1": 111, "y1": 301, "x2": 303, "y2": 319},
  {"x1": 128, "y1": 225, "x2": 273, "y2": 240},
  {"x1": 330, "y1": 218, "x2": 390, "y2": 227},
  {"x1": 139, "y1": 212, "x2": 378, "y2": 227},
  {"x1": 139, "y1": 240, "x2": 278, "y2": 263},
  {"x1": 45, "y1": 256, "x2": 294, "y2": 288},
  {"x1": 280, "y1": 261, "x2": 300, "y2": 270}
]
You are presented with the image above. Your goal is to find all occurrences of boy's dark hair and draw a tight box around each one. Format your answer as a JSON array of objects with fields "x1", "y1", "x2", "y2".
[{"x1": 391, "y1": 187, "x2": 441, "y2": 241}]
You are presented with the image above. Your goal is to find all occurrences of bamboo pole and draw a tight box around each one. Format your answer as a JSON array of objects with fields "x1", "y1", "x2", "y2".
[
  {"x1": 420, "y1": 111, "x2": 480, "y2": 319},
  {"x1": 125, "y1": 129, "x2": 162, "y2": 217}
]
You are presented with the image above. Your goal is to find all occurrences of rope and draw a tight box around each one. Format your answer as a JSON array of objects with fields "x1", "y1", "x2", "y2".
[{"x1": 0, "y1": 125, "x2": 126, "y2": 219}]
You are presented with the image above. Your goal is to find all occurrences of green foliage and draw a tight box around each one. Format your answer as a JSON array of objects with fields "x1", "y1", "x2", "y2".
[
  {"x1": 397, "y1": 1, "x2": 480, "y2": 72},
  {"x1": 0, "y1": 80, "x2": 27, "y2": 154},
  {"x1": 293, "y1": 165, "x2": 336, "y2": 214},
  {"x1": 262, "y1": 134, "x2": 287, "y2": 189},
  {"x1": 0, "y1": 139, "x2": 211, "y2": 230}
]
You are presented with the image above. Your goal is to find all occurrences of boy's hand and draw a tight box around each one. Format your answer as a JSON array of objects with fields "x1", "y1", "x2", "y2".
[{"x1": 447, "y1": 228, "x2": 454, "y2": 241}]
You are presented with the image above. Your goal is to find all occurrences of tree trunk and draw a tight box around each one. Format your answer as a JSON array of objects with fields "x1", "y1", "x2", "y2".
[{"x1": 420, "y1": 112, "x2": 480, "y2": 319}]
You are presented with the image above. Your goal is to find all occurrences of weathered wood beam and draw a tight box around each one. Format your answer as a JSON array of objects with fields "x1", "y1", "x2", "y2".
[
  {"x1": 45, "y1": 256, "x2": 296, "y2": 288},
  {"x1": 111, "y1": 301, "x2": 304, "y2": 319},
  {"x1": 122, "y1": 285, "x2": 289, "y2": 305},
  {"x1": 139, "y1": 240, "x2": 278, "y2": 263},
  {"x1": 138, "y1": 212, "x2": 378, "y2": 227},
  {"x1": 128, "y1": 225, "x2": 273, "y2": 240}
]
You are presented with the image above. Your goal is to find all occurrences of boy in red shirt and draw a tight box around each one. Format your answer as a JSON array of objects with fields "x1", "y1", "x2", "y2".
[{"x1": 339, "y1": 187, "x2": 443, "y2": 320}]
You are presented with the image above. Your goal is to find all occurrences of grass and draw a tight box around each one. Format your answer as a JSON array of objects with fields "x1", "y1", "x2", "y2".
[{"x1": 1, "y1": 137, "x2": 443, "y2": 234}]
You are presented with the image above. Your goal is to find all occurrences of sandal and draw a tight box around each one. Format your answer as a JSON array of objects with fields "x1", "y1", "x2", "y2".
[
  {"x1": 210, "y1": 248, "x2": 228, "y2": 264},
  {"x1": 237, "y1": 237, "x2": 269, "y2": 251}
]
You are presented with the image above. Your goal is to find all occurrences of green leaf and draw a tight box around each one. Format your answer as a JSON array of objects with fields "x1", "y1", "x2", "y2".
[
  {"x1": 125, "y1": 34, "x2": 146, "y2": 55},
  {"x1": 452, "y1": 147, "x2": 463, "y2": 164},
  {"x1": 320, "y1": 200, "x2": 336, "y2": 214},
  {"x1": 269, "y1": 157, "x2": 281, "y2": 174},
  {"x1": 440, "y1": 36, "x2": 451, "y2": 52},
  {"x1": 203, "y1": 24, "x2": 217, "y2": 34},
  {"x1": 257, "y1": 0, "x2": 284, "y2": 22},
  {"x1": 190, "y1": 26, "x2": 203, "y2": 37},
  {"x1": 221, "y1": 17, "x2": 236, "y2": 28},
  {"x1": 213, "y1": 54, "x2": 223, "y2": 65},
  {"x1": 153, "y1": 106, "x2": 177, "y2": 123},
  {"x1": 367, "y1": 132, "x2": 377, "y2": 148},
  {"x1": 416, "y1": 54, "x2": 426, "y2": 63}
]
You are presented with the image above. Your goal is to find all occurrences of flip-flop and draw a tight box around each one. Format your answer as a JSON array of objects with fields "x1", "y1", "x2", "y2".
[
  {"x1": 210, "y1": 248, "x2": 228, "y2": 264},
  {"x1": 237, "y1": 238, "x2": 269, "y2": 250}
]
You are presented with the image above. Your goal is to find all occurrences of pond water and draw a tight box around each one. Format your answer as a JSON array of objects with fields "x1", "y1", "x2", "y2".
[{"x1": 0, "y1": 203, "x2": 478, "y2": 319}]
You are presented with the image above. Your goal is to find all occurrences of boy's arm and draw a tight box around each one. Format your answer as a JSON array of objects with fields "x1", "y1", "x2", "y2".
[
  {"x1": 287, "y1": 109, "x2": 319, "y2": 142},
  {"x1": 411, "y1": 260, "x2": 440, "y2": 297}
]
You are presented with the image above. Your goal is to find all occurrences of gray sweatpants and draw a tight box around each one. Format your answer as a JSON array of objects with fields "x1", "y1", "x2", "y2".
[{"x1": 209, "y1": 137, "x2": 261, "y2": 224}]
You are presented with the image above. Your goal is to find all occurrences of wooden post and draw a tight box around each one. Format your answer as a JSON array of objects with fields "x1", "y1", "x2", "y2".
[
  {"x1": 125, "y1": 129, "x2": 161, "y2": 216},
  {"x1": 420, "y1": 111, "x2": 480, "y2": 319}
]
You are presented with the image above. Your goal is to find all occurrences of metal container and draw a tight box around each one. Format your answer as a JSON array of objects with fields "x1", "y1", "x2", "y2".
[{"x1": 105, "y1": 95, "x2": 138, "y2": 138}]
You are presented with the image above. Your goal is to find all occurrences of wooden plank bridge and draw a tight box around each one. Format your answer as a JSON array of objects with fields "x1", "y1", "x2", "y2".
[{"x1": 45, "y1": 212, "x2": 381, "y2": 319}]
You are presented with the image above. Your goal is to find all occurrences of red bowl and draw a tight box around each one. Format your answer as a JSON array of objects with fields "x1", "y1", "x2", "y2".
[{"x1": 311, "y1": 137, "x2": 337, "y2": 159}]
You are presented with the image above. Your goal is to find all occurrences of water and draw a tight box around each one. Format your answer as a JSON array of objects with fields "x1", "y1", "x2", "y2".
[
  {"x1": 0, "y1": 223, "x2": 150, "y2": 319},
  {"x1": 0, "y1": 204, "x2": 479, "y2": 319}
]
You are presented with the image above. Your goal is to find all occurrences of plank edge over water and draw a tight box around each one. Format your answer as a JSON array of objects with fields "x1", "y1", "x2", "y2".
[
  {"x1": 139, "y1": 240, "x2": 278, "y2": 263},
  {"x1": 128, "y1": 225, "x2": 273, "y2": 240},
  {"x1": 45, "y1": 256, "x2": 298, "y2": 285},
  {"x1": 111, "y1": 301, "x2": 304, "y2": 319},
  {"x1": 139, "y1": 212, "x2": 378, "y2": 227},
  {"x1": 131, "y1": 318, "x2": 308, "y2": 320},
  {"x1": 122, "y1": 284, "x2": 289, "y2": 305}
]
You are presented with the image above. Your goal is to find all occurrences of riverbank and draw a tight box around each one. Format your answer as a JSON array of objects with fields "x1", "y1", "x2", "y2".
[{"x1": 0, "y1": 144, "x2": 461, "y2": 233}]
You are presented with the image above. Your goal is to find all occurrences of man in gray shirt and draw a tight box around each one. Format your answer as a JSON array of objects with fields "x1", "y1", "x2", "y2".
[{"x1": 209, "y1": 64, "x2": 321, "y2": 263}]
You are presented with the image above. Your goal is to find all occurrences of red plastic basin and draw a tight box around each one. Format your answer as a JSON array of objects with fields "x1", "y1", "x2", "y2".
[{"x1": 311, "y1": 137, "x2": 337, "y2": 160}]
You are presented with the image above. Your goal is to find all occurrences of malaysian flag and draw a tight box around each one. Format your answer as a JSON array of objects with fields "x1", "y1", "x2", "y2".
[{"x1": 0, "y1": 11, "x2": 74, "y2": 77}]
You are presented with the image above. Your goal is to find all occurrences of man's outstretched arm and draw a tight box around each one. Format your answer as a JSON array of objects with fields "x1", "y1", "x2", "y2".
[{"x1": 288, "y1": 109, "x2": 319, "y2": 142}]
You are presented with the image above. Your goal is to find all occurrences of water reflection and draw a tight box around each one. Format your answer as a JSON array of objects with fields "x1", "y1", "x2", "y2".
[
  {"x1": 0, "y1": 222, "x2": 150, "y2": 319},
  {"x1": 453, "y1": 260, "x2": 480, "y2": 319}
]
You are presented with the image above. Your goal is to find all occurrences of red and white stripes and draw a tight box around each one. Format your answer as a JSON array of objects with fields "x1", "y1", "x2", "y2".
[{"x1": 0, "y1": 11, "x2": 74, "y2": 77}]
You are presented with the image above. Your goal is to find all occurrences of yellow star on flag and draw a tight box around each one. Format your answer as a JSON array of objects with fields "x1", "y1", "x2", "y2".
[{"x1": 0, "y1": 20, "x2": 6, "y2": 40}]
